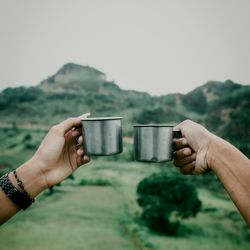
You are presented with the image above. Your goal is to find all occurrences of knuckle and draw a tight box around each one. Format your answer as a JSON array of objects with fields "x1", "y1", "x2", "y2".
[
  {"x1": 65, "y1": 117, "x2": 74, "y2": 124},
  {"x1": 175, "y1": 139, "x2": 183, "y2": 147},
  {"x1": 70, "y1": 117, "x2": 77, "y2": 123},
  {"x1": 191, "y1": 153, "x2": 197, "y2": 161},
  {"x1": 183, "y1": 119, "x2": 192, "y2": 126},
  {"x1": 50, "y1": 125, "x2": 61, "y2": 134},
  {"x1": 50, "y1": 125, "x2": 57, "y2": 132},
  {"x1": 182, "y1": 156, "x2": 192, "y2": 165},
  {"x1": 177, "y1": 148, "x2": 187, "y2": 158}
]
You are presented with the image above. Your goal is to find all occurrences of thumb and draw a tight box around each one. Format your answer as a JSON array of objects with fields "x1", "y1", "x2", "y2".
[
  {"x1": 176, "y1": 120, "x2": 211, "y2": 152},
  {"x1": 55, "y1": 117, "x2": 82, "y2": 136}
]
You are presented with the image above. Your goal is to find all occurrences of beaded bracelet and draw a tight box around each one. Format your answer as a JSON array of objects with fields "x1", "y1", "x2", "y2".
[
  {"x1": 0, "y1": 172, "x2": 35, "y2": 210},
  {"x1": 13, "y1": 170, "x2": 35, "y2": 203}
]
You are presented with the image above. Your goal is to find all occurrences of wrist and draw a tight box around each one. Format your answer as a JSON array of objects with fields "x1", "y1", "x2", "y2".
[
  {"x1": 10, "y1": 159, "x2": 48, "y2": 199},
  {"x1": 206, "y1": 133, "x2": 225, "y2": 172}
]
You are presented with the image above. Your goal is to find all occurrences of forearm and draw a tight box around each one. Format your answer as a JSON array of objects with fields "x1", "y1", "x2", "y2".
[
  {"x1": 208, "y1": 135, "x2": 250, "y2": 225},
  {"x1": 0, "y1": 158, "x2": 47, "y2": 225}
]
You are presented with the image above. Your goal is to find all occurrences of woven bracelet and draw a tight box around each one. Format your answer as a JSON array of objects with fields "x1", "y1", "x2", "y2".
[
  {"x1": 13, "y1": 170, "x2": 35, "y2": 203},
  {"x1": 0, "y1": 172, "x2": 35, "y2": 210}
]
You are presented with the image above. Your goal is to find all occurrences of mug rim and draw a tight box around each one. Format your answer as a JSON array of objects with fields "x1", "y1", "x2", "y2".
[
  {"x1": 133, "y1": 124, "x2": 175, "y2": 127},
  {"x1": 81, "y1": 116, "x2": 123, "y2": 121}
]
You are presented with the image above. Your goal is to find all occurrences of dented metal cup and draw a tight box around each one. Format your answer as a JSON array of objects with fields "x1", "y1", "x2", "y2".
[
  {"x1": 81, "y1": 117, "x2": 123, "y2": 156},
  {"x1": 133, "y1": 125, "x2": 181, "y2": 162}
]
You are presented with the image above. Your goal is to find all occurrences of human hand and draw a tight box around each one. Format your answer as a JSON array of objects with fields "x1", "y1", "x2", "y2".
[
  {"x1": 173, "y1": 120, "x2": 214, "y2": 175},
  {"x1": 31, "y1": 116, "x2": 90, "y2": 188}
]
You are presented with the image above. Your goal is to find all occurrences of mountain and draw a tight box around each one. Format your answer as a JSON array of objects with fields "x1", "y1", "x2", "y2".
[
  {"x1": 40, "y1": 63, "x2": 108, "y2": 93},
  {"x1": 0, "y1": 63, "x2": 249, "y2": 156}
]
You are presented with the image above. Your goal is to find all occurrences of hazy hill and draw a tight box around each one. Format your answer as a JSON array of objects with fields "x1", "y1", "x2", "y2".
[
  {"x1": 0, "y1": 63, "x2": 249, "y2": 156},
  {"x1": 40, "y1": 63, "x2": 108, "y2": 93}
]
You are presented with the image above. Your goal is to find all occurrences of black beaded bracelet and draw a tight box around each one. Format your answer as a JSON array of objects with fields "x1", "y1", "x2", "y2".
[
  {"x1": 0, "y1": 172, "x2": 35, "y2": 210},
  {"x1": 13, "y1": 170, "x2": 35, "y2": 203}
]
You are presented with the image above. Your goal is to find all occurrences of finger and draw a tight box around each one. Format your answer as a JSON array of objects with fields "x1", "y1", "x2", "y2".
[
  {"x1": 78, "y1": 112, "x2": 91, "y2": 119},
  {"x1": 75, "y1": 135, "x2": 83, "y2": 150},
  {"x1": 83, "y1": 154, "x2": 91, "y2": 163},
  {"x1": 173, "y1": 147, "x2": 192, "y2": 160},
  {"x1": 173, "y1": 138, "x2": 189, "y2": 150},
  {"x1": 75, "y1": 112, "x2": 91, "y2": 130},
  {"x1": 72, "y1": 125, "x2": 81, "y2": 130},
  {"x1": 77, "y1": 148, "x2": 84, "y2": 156},
  {"x1": 52, "y1": 117, "x2": 82, "y2": 136},
  {"x1": 174, "y1": 152, "x2": 196, "y2": 167},
  {"x1": 179, "y1": 161, "x2": 196, "y2": 175},
  {"x1": 71, "y1": 130, "x2": 80, "y2": 137},
  {"x1": 76, "y1": 154, "x2": 91, "y2": 167},
  {"x1": 64, "y1": 129, "x2": 81, "y2": 142},
  {"x1": 78, "y1": 135, "x2": 83, "y2": 145}
]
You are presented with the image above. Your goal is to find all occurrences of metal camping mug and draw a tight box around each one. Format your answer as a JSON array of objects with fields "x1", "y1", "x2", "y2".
[
  {"x1": 81, "y1": 117, "x2": 123, "y2": 156},
  {"x1": 133, "y1": 125, "x2": 182, "y2": 162}
]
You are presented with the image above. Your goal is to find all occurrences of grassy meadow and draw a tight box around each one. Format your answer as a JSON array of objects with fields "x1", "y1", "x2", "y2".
[{"x1": 0, "y1": 127, "x2": 249, "y2": 250}]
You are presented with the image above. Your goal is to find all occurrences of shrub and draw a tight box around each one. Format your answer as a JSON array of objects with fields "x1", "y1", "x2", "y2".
[
  {"x1": 137, "y1": 173, "x2": 201, "y2": 235},
  {"x1": 78, "y1": 178, "x2": 113, "y2": 186},
  {"x1": 22, "y1": 133, "x2": 32, "y2": 142}
]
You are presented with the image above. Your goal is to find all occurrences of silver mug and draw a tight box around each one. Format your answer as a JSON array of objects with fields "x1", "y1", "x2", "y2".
[
  {"x1": 133, "y1": 125, "x2": 181, "y2": 162},
  {"x1": 81, "y1": 117, "x2": 123, "y2": 156}
]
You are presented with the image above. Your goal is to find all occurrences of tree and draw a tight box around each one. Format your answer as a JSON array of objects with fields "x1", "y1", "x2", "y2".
[{"x1": 137, "y1": 173, "x2": 201, "y2": 235}]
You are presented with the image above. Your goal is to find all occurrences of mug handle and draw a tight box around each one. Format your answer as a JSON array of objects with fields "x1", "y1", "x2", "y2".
[
  {"x1": 172, "y1": 128, "x2": 183, "y2": 159},
  {"x1": 173, "y1": 128, "x2": 182, "y2": 139}
]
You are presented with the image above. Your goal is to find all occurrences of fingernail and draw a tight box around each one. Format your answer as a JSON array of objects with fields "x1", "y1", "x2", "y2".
[
  {"x1": 78, "y1": 112, "x2": 91, "y2": 119},
  {"x1": 83, "y1": 155, "x2": 91, "y2": 162}
]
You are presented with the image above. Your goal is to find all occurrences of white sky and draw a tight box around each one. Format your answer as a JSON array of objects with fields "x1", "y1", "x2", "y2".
[{"x1": 0, "y1": 0, "x2": 250, "y2": 95}]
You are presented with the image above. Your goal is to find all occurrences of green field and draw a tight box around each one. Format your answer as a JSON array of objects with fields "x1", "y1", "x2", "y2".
[{"x1": 1, "y1": 157, "x2": 250, "y2": 250}]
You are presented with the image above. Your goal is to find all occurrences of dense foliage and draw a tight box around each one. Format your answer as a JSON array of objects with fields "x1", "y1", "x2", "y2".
[{"x1": 137, "y1": 173, "x2": 201, "y2": 235}]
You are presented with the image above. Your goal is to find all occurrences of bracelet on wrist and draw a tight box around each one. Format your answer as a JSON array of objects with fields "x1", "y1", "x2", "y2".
[
  {"x1": 0, "y1": 171, "x2": 35, "y2": 210},
  {"x1": 13, "y1": 170, "x2": 35, "y2": 203}
]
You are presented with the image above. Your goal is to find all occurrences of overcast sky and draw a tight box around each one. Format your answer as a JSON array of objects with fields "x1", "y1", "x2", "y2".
[{"x1": 0, "y1": 0, "x2": 249, "y2": 95}]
